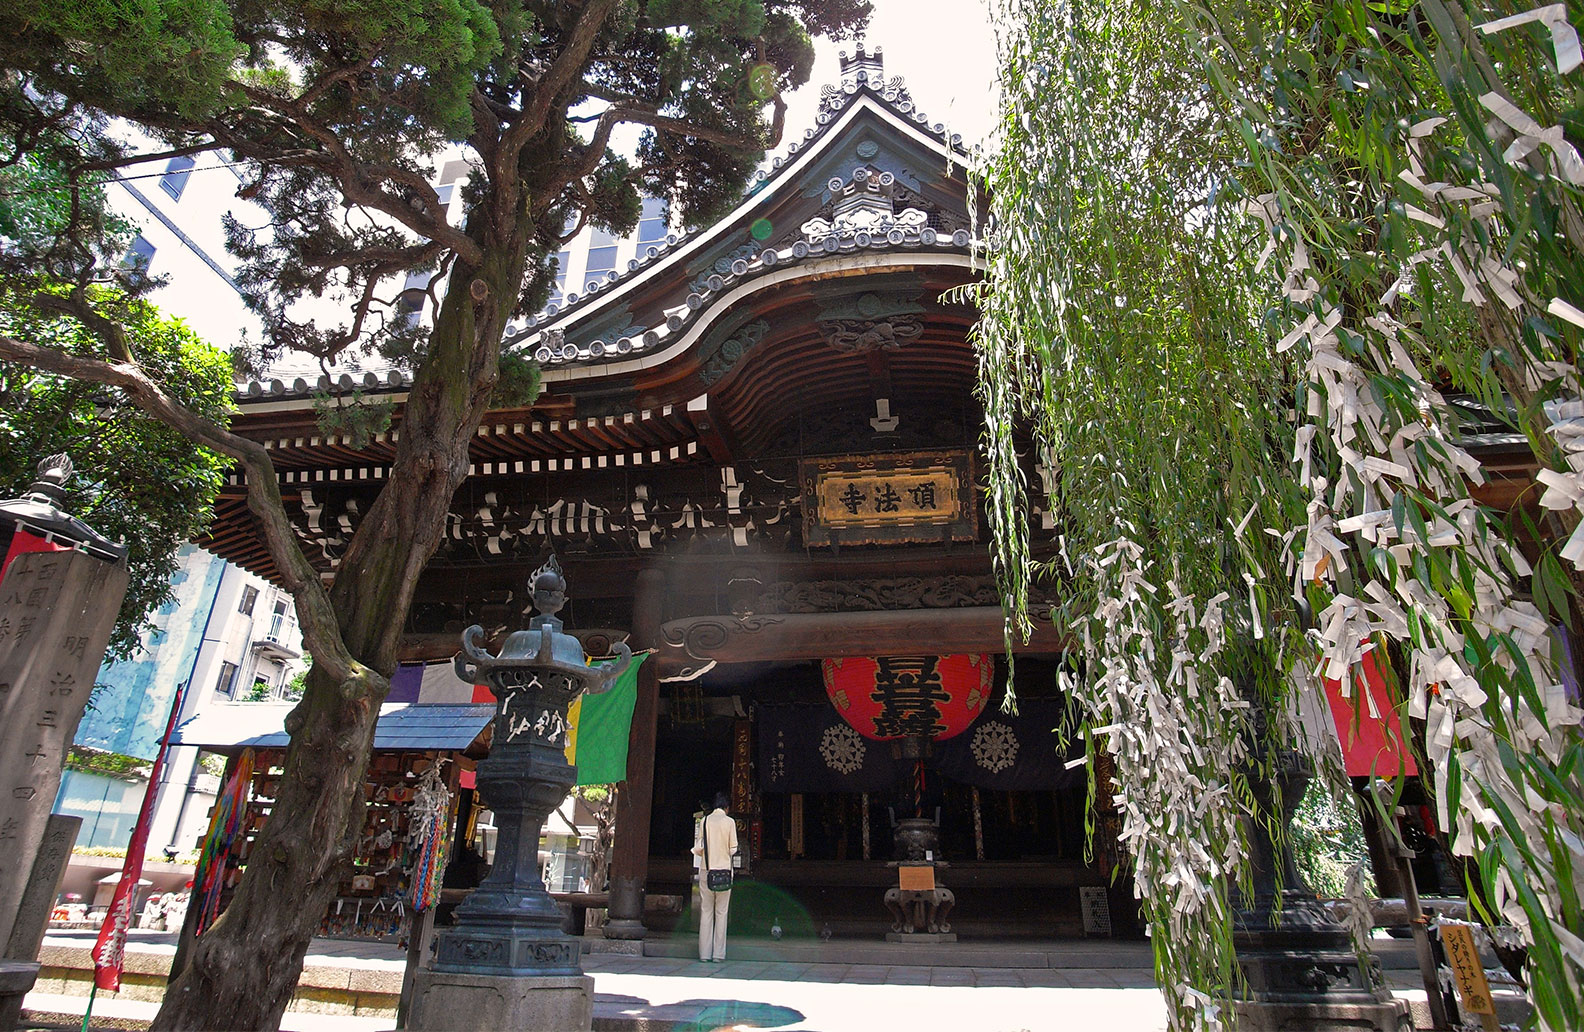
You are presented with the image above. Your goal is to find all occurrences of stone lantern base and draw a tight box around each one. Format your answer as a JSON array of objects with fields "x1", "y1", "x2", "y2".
[
  {"x1": 408, "y1": 970, "x2": 593, "y2": 1032},
  {"x1": 1232, "y1": 934, "x2": 1412, "y2": 1032}
]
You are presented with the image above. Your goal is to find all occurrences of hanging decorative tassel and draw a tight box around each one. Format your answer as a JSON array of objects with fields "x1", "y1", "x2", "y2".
[{"x1": 406, "y1": 763, "x2": 453, "y2": 912}]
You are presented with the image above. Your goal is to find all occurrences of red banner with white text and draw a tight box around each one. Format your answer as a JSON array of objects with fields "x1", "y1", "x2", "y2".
[{"x1": 91, "y1": 688, "x2": 184, "y2": 991}]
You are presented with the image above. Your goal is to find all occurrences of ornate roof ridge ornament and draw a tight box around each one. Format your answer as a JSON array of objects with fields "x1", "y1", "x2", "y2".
[
  {"x1": 801, "y1": 167, "x2": 929, "y2": 249},
  {"x1": 825, "y1": 44, "x2": 915, "y2": 116}
]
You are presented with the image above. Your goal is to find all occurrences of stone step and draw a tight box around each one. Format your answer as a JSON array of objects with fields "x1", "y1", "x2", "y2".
[
  {"x1": 634, "y1": 934, "x2": 1431, "y2": 972},
  {"x1": 638, "y1": 934, "x2": 1155, "y2": 969}
]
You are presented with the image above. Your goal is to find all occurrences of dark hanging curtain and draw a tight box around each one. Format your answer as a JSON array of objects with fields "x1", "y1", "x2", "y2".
[{"x1": 757, "y1": 697, "x2": 1083, "y2": 794}]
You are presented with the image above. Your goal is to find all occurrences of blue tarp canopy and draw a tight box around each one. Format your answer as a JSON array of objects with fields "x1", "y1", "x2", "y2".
[{"x1": 170, "y1": 702, "x2": 494, "y2": 753}]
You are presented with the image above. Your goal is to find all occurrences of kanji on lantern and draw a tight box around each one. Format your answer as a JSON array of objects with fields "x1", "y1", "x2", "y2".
[{"x1": 821, "y1": 654, "x2": 993, "y2": 742}]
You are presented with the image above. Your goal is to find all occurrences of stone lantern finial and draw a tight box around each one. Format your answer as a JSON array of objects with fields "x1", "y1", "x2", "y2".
[
  {"x1": 529, "y1": 554, "x2": 567, "y2": 619},
  {"x1": 26, "y1": 454, "x2": 74, "y2": 504}
]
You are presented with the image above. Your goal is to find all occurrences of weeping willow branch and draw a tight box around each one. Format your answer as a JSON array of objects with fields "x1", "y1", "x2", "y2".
[
  {"x1": 977, "y1": 3, "x2": 1311, "y2": 1028},
  {"x1": 1175, "y1": 1, "x2": 1584, "y2": 1028}
]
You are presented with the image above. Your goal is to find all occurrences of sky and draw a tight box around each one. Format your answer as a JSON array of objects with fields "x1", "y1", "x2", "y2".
[{"x1": 783, "y1": 0, "x2": 1001, "y2": 149}]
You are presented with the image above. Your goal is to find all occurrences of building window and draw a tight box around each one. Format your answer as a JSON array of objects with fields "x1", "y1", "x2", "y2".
[
  {"x1": 159, "y1": 155, "x2": 196, "y2": 200},
  {"x1": 584, "y1": 245, "x2": 618, "y2": 291},
  {"x1": 547, "y1": 251, "x2": 570, "y2": 307},
  {"x1": 239, "y1": 585, "x2": 259, "y2": 615},
  {"x1": 396, "y1": 270, "x2": 430, "y2": 328},
  {"x1": 396, "y1": 288, "x2": 426, "y2": 329},
  {"x1": 124, "y1": 235, "x2": 156, "y2": 278},
  {"x1": 267, "y1": 599, "x2": 291, "y2": 642},
  {"x1": 250, "y1": 676, "x2": 273, "y2": 701},
  {"x1": 637, "y1": 197, "x2": 669, "y2": 244},
  {"x1": 215, "y1": 661, "x2": 239, "y2": 697}
]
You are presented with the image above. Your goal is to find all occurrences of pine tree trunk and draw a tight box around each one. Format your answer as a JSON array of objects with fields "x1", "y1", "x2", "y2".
[
  {"x1": 151, "y1": 228, "x2": 530, "y2": 1030},
  {"x1": 153, "y1": 672, "x2": 380, "y2": 1029}
]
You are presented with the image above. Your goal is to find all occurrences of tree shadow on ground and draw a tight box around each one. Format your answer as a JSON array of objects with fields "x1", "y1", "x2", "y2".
[{"x1": 594, "y1": 994, "x2": 804, "y2": 1030}]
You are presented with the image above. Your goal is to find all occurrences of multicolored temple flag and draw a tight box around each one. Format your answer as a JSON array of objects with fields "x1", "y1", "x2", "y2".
[
  {"x1": 565, "y1": 653, "x2": 646, "y2": 785},
  {"x1": 91, "y1": 686, "x2": 184, "y2": 992}
]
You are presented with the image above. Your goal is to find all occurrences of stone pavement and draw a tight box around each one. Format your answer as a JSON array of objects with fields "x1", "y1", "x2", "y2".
[{"x1": 21, "y1": 928, "x2": 1490, "y2": 1032}]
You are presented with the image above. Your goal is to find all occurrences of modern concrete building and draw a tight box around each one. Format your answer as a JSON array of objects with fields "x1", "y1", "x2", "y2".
[
  {"x1": 106, "y1": 144, "x2": 266, "y2": 351},
  {"x1": 56, "y1": 545, "x2": 306, "y2": 853}
]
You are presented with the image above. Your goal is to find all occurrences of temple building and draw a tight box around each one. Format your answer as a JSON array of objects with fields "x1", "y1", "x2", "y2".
[{"x1": 196, "y1": 48, "x2": 1469, "y2": 942}]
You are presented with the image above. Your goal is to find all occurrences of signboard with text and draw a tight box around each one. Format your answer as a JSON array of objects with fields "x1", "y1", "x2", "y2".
[{"x1": 800, "y1": 450, "x2": 976, "y2": 547}]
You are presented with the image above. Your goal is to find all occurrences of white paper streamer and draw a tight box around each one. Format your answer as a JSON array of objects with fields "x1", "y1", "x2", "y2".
[{"x1": 1478, "y1": 4, "x2": 1583, "y2": 75}]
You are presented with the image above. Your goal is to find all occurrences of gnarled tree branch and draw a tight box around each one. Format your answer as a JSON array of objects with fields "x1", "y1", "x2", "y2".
[{"x1": 0, "y1": 334, "x2": 360, "y2": 687}]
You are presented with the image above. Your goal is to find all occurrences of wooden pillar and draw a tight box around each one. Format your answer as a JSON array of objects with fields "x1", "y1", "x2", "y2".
[
  {"x1": 1357, "y1": 788, "x2": 1404, "y2": 898},
  {"x1": 604, "y1": 567, "x2": 664, "y2": 939}
]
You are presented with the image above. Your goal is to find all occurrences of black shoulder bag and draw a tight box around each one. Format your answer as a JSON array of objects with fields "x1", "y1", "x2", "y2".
[{"x1": 703, "y1": 814, "x2": 733, "y2": 891}]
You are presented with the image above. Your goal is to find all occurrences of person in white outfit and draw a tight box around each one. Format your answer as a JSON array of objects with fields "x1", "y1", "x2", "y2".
[{"x1": 692, "y1": 792, "x2": 738, "y2": 962}]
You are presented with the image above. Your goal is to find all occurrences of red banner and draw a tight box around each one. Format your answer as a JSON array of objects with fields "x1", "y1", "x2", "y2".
[
  {"x1": 1323, "y1": 649, "x2": 1417, "y2": 778},
  {"x1": 0, "y1": 529, "x2": 66, "y2": 582},
  {"x1": 91, "y1": 688, "x2": 184, "y2": 992}
]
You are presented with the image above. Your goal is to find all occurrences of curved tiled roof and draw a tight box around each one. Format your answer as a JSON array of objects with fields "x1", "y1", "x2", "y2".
[
  {"x1": 241, "y1": 367, "x2": 413, "y2": 398},
  {"x1": 520, "y1": 226, "x2": 973, "y2": 369}
]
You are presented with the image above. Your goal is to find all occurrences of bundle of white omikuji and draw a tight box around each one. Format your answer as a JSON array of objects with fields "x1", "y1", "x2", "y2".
[
  {"x1": 1058, "y1": 10, "x2": 1584, "y2": 1029},
  {"x1": 1237, "y1": 8, "x2": 1584, "y2": 1024},
  {"x1": 1060, "y1": 536, "x2": 1251, "y2": 1027}
]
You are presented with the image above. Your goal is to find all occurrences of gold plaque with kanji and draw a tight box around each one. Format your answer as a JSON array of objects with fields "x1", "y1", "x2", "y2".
[{"x1": 800, "y1": 450, "x2": 976, "y2": 547}]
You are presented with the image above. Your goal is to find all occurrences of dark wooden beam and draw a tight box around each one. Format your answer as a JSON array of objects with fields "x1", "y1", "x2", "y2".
[
  {"x1": 656, "y1": 606, "x2": 1068, "y2": 674},
  {"x1": 685, "y1": 393, "x2": 742, "y2": 466}
]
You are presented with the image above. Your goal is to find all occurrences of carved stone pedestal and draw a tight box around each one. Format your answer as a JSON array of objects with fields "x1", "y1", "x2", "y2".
[
  {"x1": 408, "y1": 970, "x2": 593, "y2": 1032},
  {"x1": 0, "y1": 959, "x2": 39, "y2": 1032},
  {"x1": 1233, "y1": 898, "x2": 1410, "y2": 1032},
  {"x1": 884, "y1": 817, "x2": 956, "y2": 942},
  {"x1": 884, "y1": 884, "x2": 956, "y2": 941},
  {"x1": 1234, "y1": 745, "x2": 1409, "y2": 1032}
]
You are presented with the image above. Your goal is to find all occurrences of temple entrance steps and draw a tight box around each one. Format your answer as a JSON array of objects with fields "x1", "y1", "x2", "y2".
[{"x1": 630, "y1": 933, "x2": 1424, "y2": 973}]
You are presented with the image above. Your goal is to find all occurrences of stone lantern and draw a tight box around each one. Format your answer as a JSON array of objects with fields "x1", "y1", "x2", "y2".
[
  {"x1": 411, "y1": 557, "x2": 631, "y2": 1032},
  {"x1": 1232, "y1": 712, "x2": 1410, "y2": 1030},
  {"x1": 0, "y1": 454, "x2": 127, "y2": 564}
]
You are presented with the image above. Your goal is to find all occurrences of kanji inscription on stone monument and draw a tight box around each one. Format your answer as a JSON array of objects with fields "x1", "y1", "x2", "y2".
[{"x1": 0, "y1": 550, "x2": 127, "y2": 949}]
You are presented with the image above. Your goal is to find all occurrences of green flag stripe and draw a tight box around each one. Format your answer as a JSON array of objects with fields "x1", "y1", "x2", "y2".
[{"x1": 574, "y1": 653, "x2": 646, "y2": 786}]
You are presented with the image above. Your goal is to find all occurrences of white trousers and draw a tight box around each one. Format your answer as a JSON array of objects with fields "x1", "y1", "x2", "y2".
[{"x1": 698, "y1": 880, "x2": 731, "y2": 960}]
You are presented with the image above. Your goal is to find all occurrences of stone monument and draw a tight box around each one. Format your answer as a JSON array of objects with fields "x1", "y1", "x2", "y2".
[
  {"x1": 409, "y1": 557, "x2": 631, "y2": 1032},
  {"x1": 0, "y1": 456, "x2": 129, "y2": 1029}
]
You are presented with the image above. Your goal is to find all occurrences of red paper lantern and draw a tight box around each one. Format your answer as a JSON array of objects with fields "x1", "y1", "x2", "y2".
[{"x1": 821, "y1": 655, "x2": 993, "y2": 741}]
